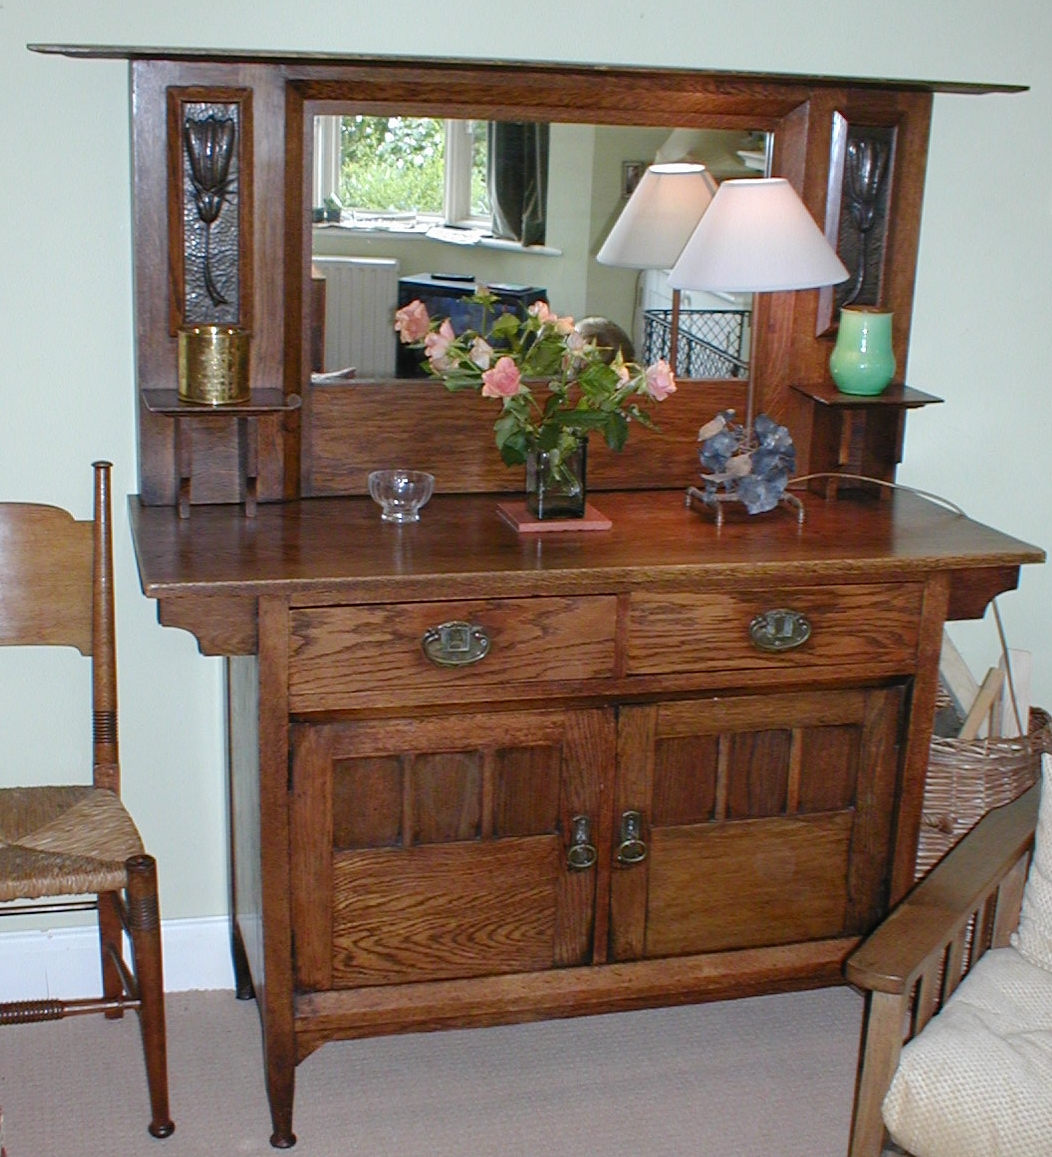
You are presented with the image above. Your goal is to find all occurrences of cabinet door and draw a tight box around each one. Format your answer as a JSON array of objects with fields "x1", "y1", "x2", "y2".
[
  {"x1": 290, "y1": 707, "x2": 611, "y2": 991},
  {"x1": 609, "y1": 686, "x2": 904, "y2": 961}
]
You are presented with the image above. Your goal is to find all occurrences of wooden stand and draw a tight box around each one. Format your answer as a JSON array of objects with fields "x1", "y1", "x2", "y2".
[
  {"x1": 142, "y1": 390, "x2": 300, "y2": 518},
  {"x1": 792, "y1": 382, "x2": 942, "y2": 499}
]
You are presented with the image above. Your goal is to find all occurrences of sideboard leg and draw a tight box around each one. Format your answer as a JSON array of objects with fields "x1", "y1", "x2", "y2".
[
  {"x1": 267, "y1": 1061, "x2": 297, "y2": 1149},
  {"x1": 231, "y1": 919, "x2": 256, "y2": 1001}
]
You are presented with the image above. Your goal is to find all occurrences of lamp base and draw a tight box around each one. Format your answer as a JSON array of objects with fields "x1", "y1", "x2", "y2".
[{"x1": 685, "y1": 485, "x2": 805, "y2": 528}]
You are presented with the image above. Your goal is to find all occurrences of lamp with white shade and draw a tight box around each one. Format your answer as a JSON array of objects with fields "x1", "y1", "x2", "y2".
[
  {"x1": 596, "y1": 162, "x2": 716, "y2": 374},
  {"x1": 669, "y1": 177, "x2": 849, "y2": 521}
]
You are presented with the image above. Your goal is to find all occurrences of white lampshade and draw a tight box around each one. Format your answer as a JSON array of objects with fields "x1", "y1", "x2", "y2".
[
  {"x1": 597, "y1": 163, "x2": 717, "y2": 270},
  {"x1": 669, "y1": 177, "x2": 849, "y2": 292}
]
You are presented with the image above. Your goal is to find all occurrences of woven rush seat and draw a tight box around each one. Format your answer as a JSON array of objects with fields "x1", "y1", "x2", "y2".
[{"x1": 0, "y1": 786, "x2": 144, "y2": 902}]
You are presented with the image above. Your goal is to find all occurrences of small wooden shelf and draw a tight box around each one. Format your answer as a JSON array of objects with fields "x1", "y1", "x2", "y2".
[
  {"x1": 142, "y1": 389, "x2": 300, "y2": 518},
  {"x1": 792, "y1": 382, "x2": 942, "y2": 500}
]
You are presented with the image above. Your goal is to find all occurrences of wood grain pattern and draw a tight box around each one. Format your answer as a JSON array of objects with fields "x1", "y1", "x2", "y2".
[
  {"x1": 628, "y1": 582, "x2": 923, "y2": 676},
  {"x1": 293, "y1": 936, "x2": 855, "y2": 1049},
  {"x1": 615, "y1": 685, "x2": 904, "y2": 962},
  {"x1": 303, "y1": 379, "x2": 742, "y2": 497},
  {"x1": 289, "y1": 722, "x2": 334, "y2": 991},
  {"x1": 645, "y1": 813, "x2": 854, "y2": 956},
  {"x1": 129, "y1": 490, "x2": 1042, "y2": 623},
  {"x1": 288, "y1": 595, "x2": 617, "y2": 711},
  {"x1": 331, "y1": 839, "x2": 559, "y2": 986},
  {"x1": 0, "y1": 505, "x2": 93, "y2": 653}
]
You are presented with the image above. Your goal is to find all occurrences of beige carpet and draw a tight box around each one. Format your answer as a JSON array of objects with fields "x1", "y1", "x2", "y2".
[{"x1": 0, "y1": 984, "x2": 864, "y2": 1156}]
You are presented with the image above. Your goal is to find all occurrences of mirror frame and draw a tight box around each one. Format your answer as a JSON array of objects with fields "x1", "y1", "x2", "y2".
[{"x1": 34, "y1": 46, "x2": 1019, "y2": 506}]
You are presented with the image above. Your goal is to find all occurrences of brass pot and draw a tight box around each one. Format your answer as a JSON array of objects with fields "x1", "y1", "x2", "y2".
[{"x1": 177, "y1": 324, "x2": 250, "y2": 405}]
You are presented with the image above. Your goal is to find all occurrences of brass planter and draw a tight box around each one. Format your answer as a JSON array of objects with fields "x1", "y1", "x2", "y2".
[{"x1": 177, "y1": 324, "x2": 250, "y2": 405}]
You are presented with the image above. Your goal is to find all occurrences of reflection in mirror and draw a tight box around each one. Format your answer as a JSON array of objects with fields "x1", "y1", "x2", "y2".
[{"x1": 310, "y1": 115, "x2": 768, "y2": 383}]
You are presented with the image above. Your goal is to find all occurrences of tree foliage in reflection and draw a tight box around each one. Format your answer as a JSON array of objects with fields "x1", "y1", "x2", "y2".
[
  {"x1": 338, "y1": 116, "x2": 488, "y2": 218},
  {"x1": 339, "y1": 116, "x2": 445, "y2": 214}
]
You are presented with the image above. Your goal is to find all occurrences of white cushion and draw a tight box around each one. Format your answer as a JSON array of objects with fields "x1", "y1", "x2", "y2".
[
  {"x1": 883, "y1": 753, "x2": 1052, "y2": 1156},
  {"x1": 1012, "y1": 752, "x2": 1052, "y2": 970},
  {"x1": 883, "y1": 945, "x2": 1052, "y2": 1156}
]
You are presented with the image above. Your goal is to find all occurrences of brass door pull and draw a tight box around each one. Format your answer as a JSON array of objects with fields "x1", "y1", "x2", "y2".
[
  {"x1": 421, "y1": 621, "x2": 490, "y2": 667},
  {"x1": 748, "y1": 608, "x2": 812, "y2": 653},
  {"x1": 567, "y1": 815, "x2": 597, "y2": 871},
  {"x1": 616, "y1": 810, "x2": 648, "y2": 865}
]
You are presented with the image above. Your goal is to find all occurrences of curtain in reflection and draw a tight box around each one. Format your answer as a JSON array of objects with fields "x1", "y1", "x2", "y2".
[{"x1": 487, "y1": 122, "x2": 549, "y2": 246}]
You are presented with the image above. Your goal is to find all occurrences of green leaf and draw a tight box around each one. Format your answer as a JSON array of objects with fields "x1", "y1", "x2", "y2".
[
  {"x1": 490, "y1": 312, "x2": 521, "y2": 339},
  {"x1": 603, "y1": 411, "x2": 630, "y2": 451},
  {"x1": 499, "y1": 427, "x2": 530, "y2": 465}
]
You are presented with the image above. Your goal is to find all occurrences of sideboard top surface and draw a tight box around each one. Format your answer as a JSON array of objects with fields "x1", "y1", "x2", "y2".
[{"x1": 129, "y1": 490, "x2": 1044, "y2": 606}]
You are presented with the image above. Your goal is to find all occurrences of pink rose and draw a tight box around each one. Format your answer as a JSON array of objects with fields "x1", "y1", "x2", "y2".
[
  {"x1": 644, "y1": 360, "x2": 676, "y2": 401},
  {"x1": 565, "y1": 331, "x2": 587, "y2": 355},
  {"x1": 424, "y1": 319, "x2": 457, "y2": 369},
  {"x1": 481, "y1": 356, "x2": 523, "y2": 398},
  {"x1": 394, "y1": 299, "x2": 430, "y2": 343},
  {"x1": 469, "y1": 337, "x2": 494, "y2": 370},
  {"x1": 528, "y1": 300, "x2": 574, "y2": 334}
]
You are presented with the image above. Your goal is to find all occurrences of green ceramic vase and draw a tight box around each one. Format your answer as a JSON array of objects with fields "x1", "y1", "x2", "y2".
[{"x1": 829, "y1": 307, "x2": 896, "y2": 396}]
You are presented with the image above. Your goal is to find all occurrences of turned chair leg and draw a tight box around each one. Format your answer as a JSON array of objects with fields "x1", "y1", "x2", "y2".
[
  {"x1": 125, "y1": 854, "x2": 175, "y2": 1139},
  {"x1": 98, "y1": 892, "x2": 125, "y2": 1019}
]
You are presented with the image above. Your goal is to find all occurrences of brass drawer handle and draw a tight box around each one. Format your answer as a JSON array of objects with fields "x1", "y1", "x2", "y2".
[
  {"x1": 616, "y1": 810, "x2": 648, "y2": 866},
  {"x1": 567, "y1": 815, "x2": 597, "y2": 871},
  {"x1": 748, "y1": 608, "x2": 812, "y2": 653},
  {"x1": 421, "y1": 620, "x2": 491, "y2": 667}
]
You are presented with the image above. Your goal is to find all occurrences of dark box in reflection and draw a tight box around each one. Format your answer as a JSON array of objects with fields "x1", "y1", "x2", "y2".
[{"x1": 396, "y1": 273, "x2": 546, "y2": 377}]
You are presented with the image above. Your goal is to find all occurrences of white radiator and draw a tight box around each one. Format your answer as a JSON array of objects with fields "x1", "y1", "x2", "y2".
[{"x1": 313, "y1": 256, "x2": 400, "y2": 376}]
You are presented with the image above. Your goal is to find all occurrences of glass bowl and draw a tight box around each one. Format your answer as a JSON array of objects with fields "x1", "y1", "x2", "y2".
[{"x1": 367, "y1": 469, "x2": 435, "y2": 523}]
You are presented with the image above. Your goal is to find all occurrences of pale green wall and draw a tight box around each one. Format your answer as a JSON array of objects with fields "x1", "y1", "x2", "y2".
[{"x1": 2, "y1": 0, "x2": 1050, "y2": 924}]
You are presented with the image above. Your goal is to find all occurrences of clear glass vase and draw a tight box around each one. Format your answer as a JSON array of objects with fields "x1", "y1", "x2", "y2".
[{"x1": 525, "y1": 436, "x2": 588, "y2": 520}]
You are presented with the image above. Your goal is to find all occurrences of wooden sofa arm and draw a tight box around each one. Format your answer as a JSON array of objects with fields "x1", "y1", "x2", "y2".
[{"x1": 844, "y1": 782, "x2": 1039, "y2": 1157}]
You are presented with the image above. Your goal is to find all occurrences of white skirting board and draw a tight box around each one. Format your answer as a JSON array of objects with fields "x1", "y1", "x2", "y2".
[{"x1": 0, "y1": 915, "x2": 235, "y2": 999}]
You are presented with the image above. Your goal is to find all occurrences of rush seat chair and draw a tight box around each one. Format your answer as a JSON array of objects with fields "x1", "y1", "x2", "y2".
[{"x1": 0, "y1": 461, "x2": 173, "y2": 1139}]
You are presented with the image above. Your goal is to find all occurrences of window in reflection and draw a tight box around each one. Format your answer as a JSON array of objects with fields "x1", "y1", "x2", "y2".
[{"x1": 314, "y1": 117, "x2": 494, "y2": 233}]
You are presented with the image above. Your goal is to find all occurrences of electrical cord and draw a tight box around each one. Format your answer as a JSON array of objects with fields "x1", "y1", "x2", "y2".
[{"x1": 788, "y1": 470, "x2": 1026, "y2": 737}]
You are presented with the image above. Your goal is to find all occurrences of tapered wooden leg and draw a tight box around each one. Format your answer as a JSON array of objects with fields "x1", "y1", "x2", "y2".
[
  {"x1": 231, "y1": 919, "x2": 256, "y2": 1001},
  {"x1": 267, "y1": 1059, "x2": 297, "y2": 1149},
  {"x1": 125, "y1": 854, "x2": 175, "y2": 1139},
  {"x1": 262, "y1": 1001, "x2": 297, "y2": 1148},
  {"x1": 98, "y1": 891, "x2": 124, "y2": 1019}
]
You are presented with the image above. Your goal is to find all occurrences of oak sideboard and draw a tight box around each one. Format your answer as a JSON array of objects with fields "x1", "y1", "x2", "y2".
[{"x1": 130, "y1": 487, "x2": 1042, "y2": 1146}]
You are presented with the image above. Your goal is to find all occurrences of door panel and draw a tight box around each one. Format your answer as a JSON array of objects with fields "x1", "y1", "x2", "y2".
[
  {"x1": 610, "y1": 685, "x2": 904, "y2": 961},
  {"x1": 332, "y1": 838, "x2": 559, "y2": 985},
  {"x1": 291, "y1": 706, "x2": 612, "y2": 991}
]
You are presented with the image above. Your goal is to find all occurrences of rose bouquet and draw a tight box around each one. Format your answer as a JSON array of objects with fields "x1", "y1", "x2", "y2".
[{"x1": 394, "y1": 290, "x2": 676, "y2": 473}]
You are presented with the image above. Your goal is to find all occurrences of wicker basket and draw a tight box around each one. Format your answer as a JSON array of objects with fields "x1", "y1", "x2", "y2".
[{"x1": 916, "y1": 704, "x2": 1052, "y2": 878}]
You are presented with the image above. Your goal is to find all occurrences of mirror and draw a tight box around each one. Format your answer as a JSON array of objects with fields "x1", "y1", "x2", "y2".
[{"x1": 308, "y1": 114, "x2": 769, "y2": 383}]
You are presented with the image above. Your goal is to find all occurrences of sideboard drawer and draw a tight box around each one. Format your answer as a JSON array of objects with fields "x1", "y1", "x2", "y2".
[
  {"x1": 289, "y1": 595, "x2": 617, "y2": 711},
  {"x1": 627, "y1": 583, "x2": 923, "y2": 677}
]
